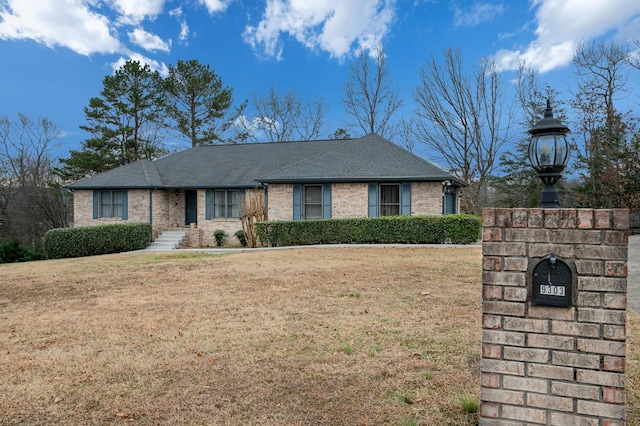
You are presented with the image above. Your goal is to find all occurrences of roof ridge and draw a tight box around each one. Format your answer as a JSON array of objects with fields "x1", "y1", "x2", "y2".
[{"x1": 257, "y1": 137, "x2": 356, "y2": 179}]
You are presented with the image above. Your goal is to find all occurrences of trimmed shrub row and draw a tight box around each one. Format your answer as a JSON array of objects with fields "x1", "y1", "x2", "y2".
[
  {"x1": 44, "y1": 222, "x2": 152, "y2": 259},
  {"x1": 255, "y1": 214, "x2": 481, "y2": 247}
]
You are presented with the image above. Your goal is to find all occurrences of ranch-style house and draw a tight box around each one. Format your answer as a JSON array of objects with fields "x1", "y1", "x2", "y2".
[{"x1": 67, "y1": 133, "x2": 466, "y2": 247}]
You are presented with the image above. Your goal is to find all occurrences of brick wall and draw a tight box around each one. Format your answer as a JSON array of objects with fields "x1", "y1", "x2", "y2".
[
  {"x1": 481, "y1": 208, "x2": 629, "y2": 425},
  {"x1": 267, "y1": 182, "x2": 447, "y2": 221}
]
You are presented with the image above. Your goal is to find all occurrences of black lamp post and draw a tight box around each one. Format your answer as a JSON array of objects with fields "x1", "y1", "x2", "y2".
[{"x1": 528, "y1": 100, "x2": 570, "y2": 208}]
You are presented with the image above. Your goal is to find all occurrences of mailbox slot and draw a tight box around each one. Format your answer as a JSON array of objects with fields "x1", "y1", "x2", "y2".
[{"x1": 530, "y1": 253, "x2": 575, "y2": 307}]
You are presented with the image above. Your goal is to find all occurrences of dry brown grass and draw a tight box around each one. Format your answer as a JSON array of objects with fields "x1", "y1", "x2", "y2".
[{"x1": 0, "y1": 246, "x2": 637, "y2": 425}]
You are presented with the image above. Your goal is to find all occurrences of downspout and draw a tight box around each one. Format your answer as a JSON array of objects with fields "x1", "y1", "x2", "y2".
[{"x1": 149, "y1": 189, "x2": 155, "y2": 241}]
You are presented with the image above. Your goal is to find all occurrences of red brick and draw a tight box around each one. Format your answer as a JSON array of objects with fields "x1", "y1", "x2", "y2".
[
  {"x1": 483, "y1": 256, "x2": 502, "y2": 271},
  {"x1": 504, "y1": 257, "x2": 528, "y2": 271},
  {"x1": 503, "y1": 376, "x2": 547, "y2": 393},
  {"x1": 483, "y1": 285, "x2": 503, "y2": 300},
  {"x1": 479, "y1": 402, "x2": 499, "y2": 418},
  {"x1": 603, "y1": 421, "x2": 625, "y2": 426},
  {"x1": 481, "y1": 373, "x2": 500, "y2": 388},
  {"x1": 483, "y1": 271, "x2": 526, "y2": 286},
  {"x1": 528, "y1": 363, "x2": 573, "y2": 381},
  {"x1": 576, "y1": 369, "x2": 624, "y2": 387},
  {"x1": 551, "y1": 229, "x2": 602, "y2": 244},
  {"x1": 482, "y1": 208, "x2": 496, "y2": 227},
  {"x1": 603, "y1": 325, "x2": 626, "y2": 341},
  {"x1": 552, "y1": 351, "x2": 600, "y2": 369},
  {"x1": 603, "y1": 356, "x2": 625, "y2": 372},
  {"x1": 501, "y1": 405, "x2": 546, "y2": 424},
  {"x1": 612, "y1": 208, "x2": 629, "y2": 230},
  {"x1": 482, "y1": 388, "x2": 524, "y2": 405},
  {"x1": 577, "y1": 209, "x2": 594, "y2": 229},
  {"x1": 528, "y1": 334, "x2": 574, "y2": 351},
  {"x1": 495, "y1": 208, "x2": 513, "y2": 227},
  {"x1": 551, "y1": 412, "x2": 599, "y2": 425},
  {"x1": 604, "y1": 293, "x2": 626, "y2": 310},
  {"x1": 529, "y1": 306, "x2": 576, "y2": 321},
  {"x1": 483, "y1": 227, "x2": 502, "y2": 242},
  {"x1": 505, "y1": 228, "x2": 549, "y2": 242},
  {"x1": 483, "y1": 329, "x2": 525, "y2": 346},
  {"x1": 551, "y1": 382, "x2": 600, "y2": 400},
  {"x1": 605, "y1": 262, "x2": 627, "y2": 278},
  {"x1": 512, "y1": 208, "x2": 528, "y2": 227},
  {"x1": 504, "y1": 347, "x2": 549, "y2": 363},
  {"x1": 503, "y1": 287, "x2": 527, "y2": 302},
  {"x1": 605, "y1": 230, "x2": 628, "y2": 245},
  {"x1": 576, "y1": 245, "x2": 628, "y2": 261},
  {"x1": 544, "y1": 209, "x2": 560, "y2": 228},
  {"x1": 577, "y1": 308, "x2": 625, "y2": 325},
  {"x1": 527, "y1": 393, "x2": 573, "y2": 412},
  {"x1": 483, "y1": 315, "x2": 502, "y2": 329},
  {"x1": 577, "y1": 339, "x2": 625, "y2": 356},
  {"x1": 579, "y1": 277, "x2": 626, "y2": 293},
  {"x1": 577, "y1": 400, "x2": 625, "y2": 419},
  {"x1": 575, "y1": 260, "x2": 603, "y2": 276},
  {"x1": 504, "y1": 317, "x2": 549, "y2": 333},
  {"x1": 528, "y1": 208, "x2": 543, "y2": 228},
  {"x1": 483, "y1": 344, "x2": 501, "y2": 359},
  {"x1": 604, "y1": 387, "x2": 625, "y2": 403},
  {"x1": 552, "y1": 321, "x2": 599, "y2": 337},
  {"x1": 481, "y1": 358, "x2": 526, "y2": 376},
  {"x1": 577, "y1": 292, "x2": 601, "y2": 307},
  {"x1": 529, "y1": 243, "x2": 575, "y2": 258},
  {"x1": 559, "y1": 209, "x2": 577, "y2": 228},
  {"x1": 483, "y1": 301, "x2": 526, "y2": 317},
  {"x1": 594, "y1": 210, "x2": 612, "y2": 229},
  {"x1": 483, "y1": 242, "x2": 527, "y2": 257}
]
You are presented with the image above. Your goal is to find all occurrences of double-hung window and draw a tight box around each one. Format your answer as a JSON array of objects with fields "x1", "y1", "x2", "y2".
[
  {"x1": 303, "y1": 185, "x2": 323, "y2": 219},
  {"x1": 212, "y1": 190, "x2": 240, "y2": 218},
  {"x1": 368, "y1": 183, "x2": 411, "y2": 217},
  {"x1": 99, "y1": 190, "x2": 124, "y2": 218},
  {"x1": 379, "y1": 184, "x2": 400, "y2": 216}
]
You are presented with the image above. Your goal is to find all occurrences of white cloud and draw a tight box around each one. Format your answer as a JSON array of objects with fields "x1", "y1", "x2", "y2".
[
  {"x1": 110, "y1": 0, "x2": 166, "y2": 25},
  {"x1": 243, "y1": 0, "x2": 396, "y2": 59},
  {"x1": 453, "y1": 2, "x2": 505, "y2": 27},
  {"x1": 494, "y1": 0, "x2": 640, "y2": 73},
  {"x1": 169, "y1": 7, "x2": 190, "y2": 42},
  {"x1": 110, "y1": 53, "x2": 169, "y2": 77},
  {"x1": 198, "y1": 0, "x2": 233, "y2": 15},
  {"x1": 0, "y1": 0, "x2": 121, "y2": 55},
  {"x1": 128, "y1": 28, "x2": 171, "y2": 52}
]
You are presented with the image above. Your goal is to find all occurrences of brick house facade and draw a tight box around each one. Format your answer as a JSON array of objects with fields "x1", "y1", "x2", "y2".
[{"x1": 68, "y1": 134, "x2": 465, "y2": 247}]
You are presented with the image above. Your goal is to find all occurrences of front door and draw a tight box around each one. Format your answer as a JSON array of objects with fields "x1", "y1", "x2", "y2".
[
  {"x1": 185, "y1": 190, "x2": 197, "y2": 225},
  {"x1": 443, "y1": 186, "x2": 456, "y2": 215}
]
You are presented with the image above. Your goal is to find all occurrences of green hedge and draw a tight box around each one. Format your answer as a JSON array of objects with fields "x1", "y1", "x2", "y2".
[
  {"x1": 44, "y1": 222, "x2": 152, "y2": 259},
  {"x1": 255, "y1": 215, "x2": 481, "y2": 247}
]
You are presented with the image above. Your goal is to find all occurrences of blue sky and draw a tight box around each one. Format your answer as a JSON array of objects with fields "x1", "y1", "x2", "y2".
[{"x1": 1, "y1": 0, "x2": 640, "y2": 159}]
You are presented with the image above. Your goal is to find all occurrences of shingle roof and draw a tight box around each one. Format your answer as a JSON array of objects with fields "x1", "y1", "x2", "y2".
[{"x1": 66, "y1": 133, "x2": 466, "y2": 190}]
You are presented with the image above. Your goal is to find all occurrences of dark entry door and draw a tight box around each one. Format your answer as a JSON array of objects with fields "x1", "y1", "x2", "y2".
[
  {"x1": 443, "y1": 186, "x2": 456, "y2": 215},
  {"x1": 185, "y1": 190, "x2": 197, "y2": 225}
]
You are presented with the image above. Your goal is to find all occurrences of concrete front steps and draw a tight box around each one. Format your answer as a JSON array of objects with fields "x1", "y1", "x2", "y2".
[{"x1": 145, "y1": 230, "x2": 187, "y2": 251}]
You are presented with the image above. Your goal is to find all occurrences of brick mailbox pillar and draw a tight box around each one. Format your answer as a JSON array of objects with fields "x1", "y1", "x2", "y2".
[{"x1": 480, "y1": 208, "x2": 629, "y2": 425}]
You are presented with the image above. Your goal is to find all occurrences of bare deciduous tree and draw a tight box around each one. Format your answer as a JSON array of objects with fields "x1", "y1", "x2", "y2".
[
  {"x1": 413, "y1": 47, "x2": 513, "y2": 214},
  {"x1": 0, "y1": 114, "x2": 70, "y2": 248},
  {"x1": 571, "y1": 40, "x2": 638, "y2": 209},
  {"x1": 342, "y1": 45, "x2": 403, "y2": 138},
  {"x1": 239, "y1": 86, "x2": 327, "y2": 142}
]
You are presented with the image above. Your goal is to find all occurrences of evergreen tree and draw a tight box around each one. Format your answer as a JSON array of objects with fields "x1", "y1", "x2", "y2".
[
  {"x1": 164, "y1": 59, "x2": 237, "y2": 146},
  {"x1": 57, "y1": 60, "x2": 166, "y2": 180}
]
